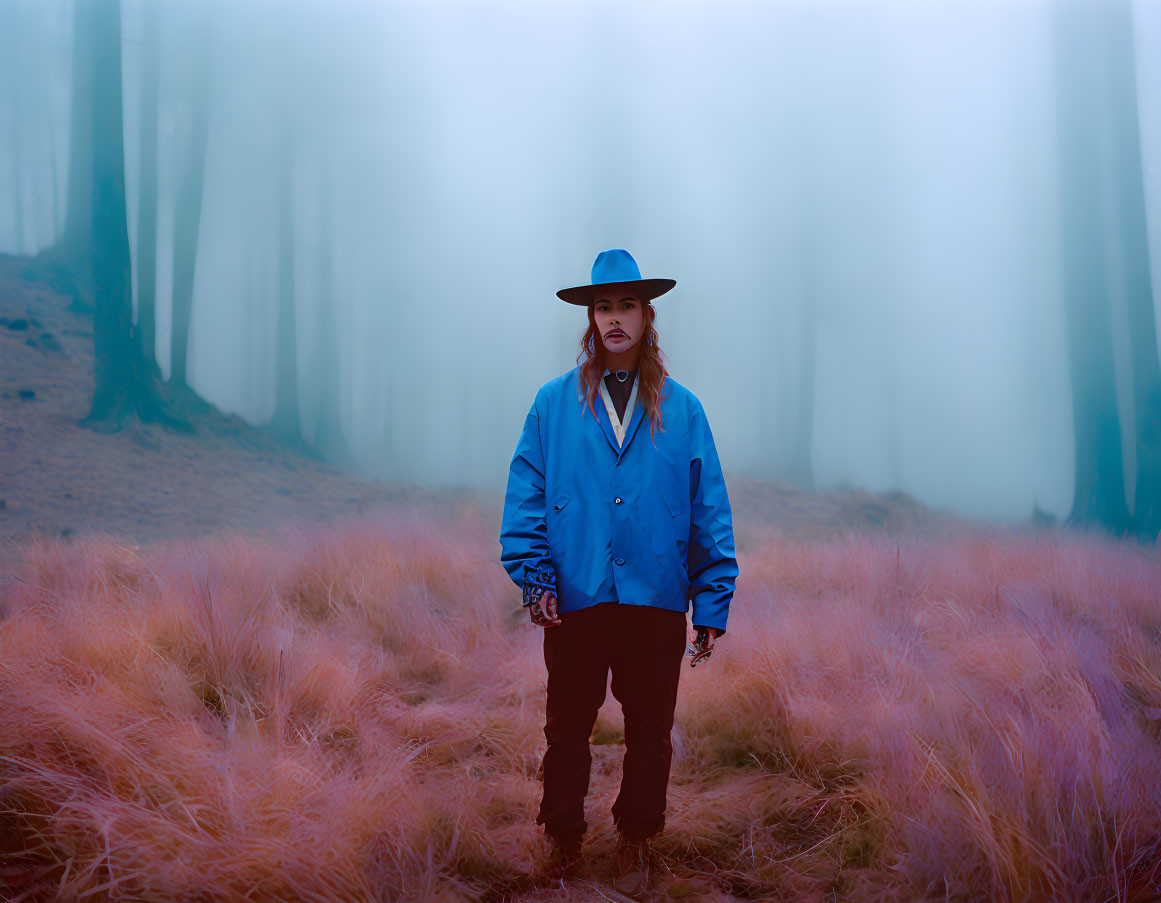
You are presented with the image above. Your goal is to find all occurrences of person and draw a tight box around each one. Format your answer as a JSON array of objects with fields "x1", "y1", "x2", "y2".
[{"x1": 499, "y1": 249, "x2": 739, "y2": 897}]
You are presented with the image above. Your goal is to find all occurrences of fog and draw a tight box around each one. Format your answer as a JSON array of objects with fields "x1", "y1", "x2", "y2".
[{"x1": 2, "y1": 0, "x2": 1160, "y2": 524}]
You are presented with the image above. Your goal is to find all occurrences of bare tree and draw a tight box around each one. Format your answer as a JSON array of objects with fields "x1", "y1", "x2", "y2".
[
  {"x1": 22, "y1": 0, "x2": 93, "y2": 310},
  {"x1": 1102, "y1": 1, "x2": 1161, "y2": 541},
  {"x1": 308, "y1": 164, "x2": 353, "y2": 467},
  {"x1": 167, "y1": 9, "x2": 213, "y2": 405},
  {"x1": 80, "y1": 0, "x2": 187, "y2": 433},
  {"x1": 1050, "y1": 0, "x2": 1147, "y2": 537},
  {"x1": 133, "y1": 1, "x2": 162, "y2": 380},
  {"x1": 269, "y1": 114, "x2": 303, "y2": 448}
]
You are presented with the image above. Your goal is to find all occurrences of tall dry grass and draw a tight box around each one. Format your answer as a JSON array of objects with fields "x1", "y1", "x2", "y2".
[{"x1": 1, "y1": 512, "x2": 1159, "y2": 902}]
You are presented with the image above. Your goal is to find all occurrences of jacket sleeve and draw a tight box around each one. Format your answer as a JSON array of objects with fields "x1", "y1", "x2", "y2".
[
  {"x1": 687, "y1": 402, "x2": 739, "y2": 633},
  {"x1": 499, "y1": 398, "x2": 558, "y2": 602}
]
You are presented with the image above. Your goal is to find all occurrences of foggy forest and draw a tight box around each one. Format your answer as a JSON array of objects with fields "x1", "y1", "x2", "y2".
[{"x1": 1, "y1": 0, "x2": 1160, "y2": 901}]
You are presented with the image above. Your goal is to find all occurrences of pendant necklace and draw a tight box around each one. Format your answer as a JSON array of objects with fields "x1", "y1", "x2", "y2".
[{"x1": 615, "y1": 369, "x2": 629, "y2": 383}]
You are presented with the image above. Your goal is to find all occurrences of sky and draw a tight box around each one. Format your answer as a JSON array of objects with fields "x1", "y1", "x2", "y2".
[{"x1": 1, "y1": 0, "x2": 1159, "y2": 522}]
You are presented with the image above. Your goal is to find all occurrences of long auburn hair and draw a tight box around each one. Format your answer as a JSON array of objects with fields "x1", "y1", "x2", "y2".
[{"x1": 576, "y1": 299, "x2": 670, "y2": 442}]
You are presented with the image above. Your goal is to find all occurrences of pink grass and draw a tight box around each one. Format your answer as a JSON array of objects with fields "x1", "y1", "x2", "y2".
[{"x1": 1, "y1": 514, "x2": 1159, "y2": 902}]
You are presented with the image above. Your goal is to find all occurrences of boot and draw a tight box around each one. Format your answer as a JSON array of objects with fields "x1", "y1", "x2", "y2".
[
  {"x1": 613, "y1": 831, "x2": 652, "y2": 898},
  {"x1": 543, "y1": 834, "x2": 585, "y2": 880}
]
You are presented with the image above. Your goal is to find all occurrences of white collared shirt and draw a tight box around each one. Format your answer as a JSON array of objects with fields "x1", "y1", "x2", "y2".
[{"x1": 600, "y1": 368, "x2": 639, "y2": 448}]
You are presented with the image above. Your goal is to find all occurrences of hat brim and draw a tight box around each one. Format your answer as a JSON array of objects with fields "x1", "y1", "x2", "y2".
[{"x1": 556, "y1": 278, "x2": 676, "y2": 307}]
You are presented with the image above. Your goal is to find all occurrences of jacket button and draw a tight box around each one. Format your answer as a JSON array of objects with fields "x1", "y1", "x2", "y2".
[
  {"x1": 614, "y1": 497, "x2": 622, "y2": 504},
  {"x1": 614, "y1": 558, "x2": 625, "y2": 566}
]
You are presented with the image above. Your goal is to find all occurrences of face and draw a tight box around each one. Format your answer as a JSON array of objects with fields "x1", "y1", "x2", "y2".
[{"x1": 593, "y1": 294, "x2": 644, "y2": 353}]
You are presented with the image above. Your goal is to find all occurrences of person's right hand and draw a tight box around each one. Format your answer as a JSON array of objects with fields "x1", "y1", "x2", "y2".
[{"x1": 528, "y1": 591, "x2": 562, "y2": 628}]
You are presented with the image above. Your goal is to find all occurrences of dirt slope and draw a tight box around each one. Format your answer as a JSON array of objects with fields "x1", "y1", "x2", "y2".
[{"x1": 0, "y1": 252, "x2": 485, "y2": 575}]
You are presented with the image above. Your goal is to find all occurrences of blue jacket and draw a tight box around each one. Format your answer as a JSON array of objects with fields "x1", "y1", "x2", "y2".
[{"x1": 499, "y1": 366, "x2": 738, "y2": 632}]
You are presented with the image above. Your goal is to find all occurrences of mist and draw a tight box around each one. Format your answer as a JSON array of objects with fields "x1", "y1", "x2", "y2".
[{"x1": 2, "y1": 0, "x2": 1160, "y2": 526}]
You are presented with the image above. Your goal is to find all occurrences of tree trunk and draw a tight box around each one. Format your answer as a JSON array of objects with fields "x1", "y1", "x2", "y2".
[
  {"x1": 9, "y1": 40, "x2": 24, "y2": 254},
  {"x1": 23, "y1": 0, "x2": 93, "y2": 309},
  {"x1": 80, "y1": 0, "x2": 190, "y2": 434},
  {"x1": 1051, "y1": 0, "x2": 1134, "y2": 535},
  {"x1": 309, "y1": 165, "x2": 353, "y2": 467},
  {"x1": 1100, "y1": 0, "x2": 1161, "y2": 541},
  {"x1": 270, "y1": 121, "x2": 302, "y2": 447},
  {"x1": 168, "y1": 50, "x2": 211, "y2": 392},
  {"x1": 134, "y1": 1, "x2": 161, "y2": 379},
  {"x1": 787, "y1": 245, "x2": 817, "y2": 491}
]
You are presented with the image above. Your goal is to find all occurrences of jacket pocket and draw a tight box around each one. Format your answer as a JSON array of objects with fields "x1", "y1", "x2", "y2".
[
  {"x1": 550, "y1": 493, "x2": 573, "y2": 513},
  {"x1": 662, "y1": 490, "x2": 689, "y2": 577}
]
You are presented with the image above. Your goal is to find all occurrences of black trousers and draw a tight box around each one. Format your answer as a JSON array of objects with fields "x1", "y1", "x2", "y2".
[{"x1": 535, "y1": 601, "x2": 688, "y2": 843}]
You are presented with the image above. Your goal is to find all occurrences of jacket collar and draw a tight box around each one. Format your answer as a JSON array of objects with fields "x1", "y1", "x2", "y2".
[
  {"x1": 577, "y1": 369, "x2": 645, "y2": 460},
  {"x1": 600, "y1": 395, "x2": 645, "y2": 460}
]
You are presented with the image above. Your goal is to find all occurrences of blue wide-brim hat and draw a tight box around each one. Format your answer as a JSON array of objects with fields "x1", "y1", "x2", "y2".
[{"x1": 556, "y1": 249, "x2": 676, "y2": 306}]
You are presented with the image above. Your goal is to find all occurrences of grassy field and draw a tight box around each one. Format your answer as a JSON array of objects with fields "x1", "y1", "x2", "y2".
[{"x1": 1, "y1": 510, "x2": 1159, "y2": 902}]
